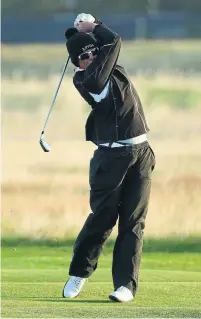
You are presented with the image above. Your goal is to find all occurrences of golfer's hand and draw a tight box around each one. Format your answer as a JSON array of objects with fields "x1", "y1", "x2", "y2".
[
  {"x1": 74, "y1": 13, "x2": 95, "y2": 28},
  {"x1": 76, "y1": 21, "x2": 96, "y2": 33}
]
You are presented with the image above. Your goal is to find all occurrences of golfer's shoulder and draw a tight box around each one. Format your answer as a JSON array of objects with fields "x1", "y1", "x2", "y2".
[{"x1": 114, "y1": 65, "x2": 129, "y2": 78}]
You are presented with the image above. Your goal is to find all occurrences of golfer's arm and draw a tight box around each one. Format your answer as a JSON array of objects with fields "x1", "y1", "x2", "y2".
[
  {"x1": 75, "y1": 24, "x2": 121, "y2": 94},
  {"x1": 73, "y1": 77, "x2": 96, "y2": 107}
]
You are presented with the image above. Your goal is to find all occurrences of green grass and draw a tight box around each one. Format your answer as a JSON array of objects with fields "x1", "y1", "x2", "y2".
[{"x1": 1, "y1": 238, "x2": 201, "y2": 318}]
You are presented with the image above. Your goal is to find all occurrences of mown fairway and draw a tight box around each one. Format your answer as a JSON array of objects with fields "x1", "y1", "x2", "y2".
[{"x1": 1, "y1": 238, "x2": 201, "y2": 318}]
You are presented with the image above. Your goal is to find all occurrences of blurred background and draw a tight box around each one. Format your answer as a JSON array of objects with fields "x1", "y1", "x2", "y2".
[{"x1": 2, "y1": 0, "x2": 201, "y2": 240}]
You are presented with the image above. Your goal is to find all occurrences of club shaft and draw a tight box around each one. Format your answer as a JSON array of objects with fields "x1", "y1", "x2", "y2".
[{"x1": 42, "y1": 56, "x2": 70, "y2": 133}]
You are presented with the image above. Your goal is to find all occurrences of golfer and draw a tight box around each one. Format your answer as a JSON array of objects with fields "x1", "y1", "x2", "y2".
[{"x1": 63, "y1": 13, "x2": 155, "y2": 302}]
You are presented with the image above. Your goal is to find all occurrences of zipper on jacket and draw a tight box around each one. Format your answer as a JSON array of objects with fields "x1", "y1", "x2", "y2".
[{"x1": 111, "y1": 84, "x2": 119, "y2": 141}]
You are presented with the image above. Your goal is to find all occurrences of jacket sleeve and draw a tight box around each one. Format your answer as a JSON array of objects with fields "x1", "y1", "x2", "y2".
[{"x1": 74, "y1": 24, "x2": 121, "y2": 94}]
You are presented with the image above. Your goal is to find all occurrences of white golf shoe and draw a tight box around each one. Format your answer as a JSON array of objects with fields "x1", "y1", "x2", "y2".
[
  {"x1": 62, "y1": 276, "x2": 87, "y2": 298},
  {"x1": 109, "y1": 286, "x2": 133, "y2": 302}
]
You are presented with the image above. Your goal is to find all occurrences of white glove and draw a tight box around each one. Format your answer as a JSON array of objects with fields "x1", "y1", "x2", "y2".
[{"x1": 74, "y1": 13, "x2": 95, "y2": 28}]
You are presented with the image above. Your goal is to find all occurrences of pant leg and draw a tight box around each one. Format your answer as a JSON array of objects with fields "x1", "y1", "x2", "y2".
[
  {"x1": 69, "y1": 147, "x2": 133, "y2": 278},
  {"x1": 112, "y1": 145, "x2": 156, "y2": 295}
]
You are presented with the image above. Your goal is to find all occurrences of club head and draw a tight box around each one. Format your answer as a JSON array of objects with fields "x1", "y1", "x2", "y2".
[{"x1": 39, "y1": 136, "x2": 51, "y2": 152}]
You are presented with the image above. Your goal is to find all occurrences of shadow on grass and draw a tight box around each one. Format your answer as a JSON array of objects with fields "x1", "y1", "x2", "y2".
[
  {"x1": 1, "y1": 236, "x2": 201, "y2": 253},
  {"x1": 4, "y1": 297, "x2": 111, "y2": 303},
  {"x1": 37, "y1": 299, "x2": 111, "y2": 303}
]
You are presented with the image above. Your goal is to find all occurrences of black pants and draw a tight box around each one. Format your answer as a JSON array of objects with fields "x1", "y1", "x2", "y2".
[{"x1": 69, "y1": 141, "x2": 155, "y2": 296}]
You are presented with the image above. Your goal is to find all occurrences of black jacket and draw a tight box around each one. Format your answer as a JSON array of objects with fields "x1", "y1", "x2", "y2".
[{"x1": 73, "y1": 23, "x2": 149, "y2": 145}]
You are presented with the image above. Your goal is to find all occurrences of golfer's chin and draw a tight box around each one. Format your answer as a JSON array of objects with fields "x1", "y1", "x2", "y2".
[{"x1": 80, "y1": 56, "x2": 96, "y2": 69}]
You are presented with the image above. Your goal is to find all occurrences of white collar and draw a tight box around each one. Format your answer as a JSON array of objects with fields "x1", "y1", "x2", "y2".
[{"x1": 74, "y1": 67, "x2": 85, "y2": 73}]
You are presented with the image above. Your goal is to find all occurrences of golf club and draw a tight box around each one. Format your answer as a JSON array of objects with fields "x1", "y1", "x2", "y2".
[{"x1": 39, "y1": 56, "x2": 70, "y2": 152}]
